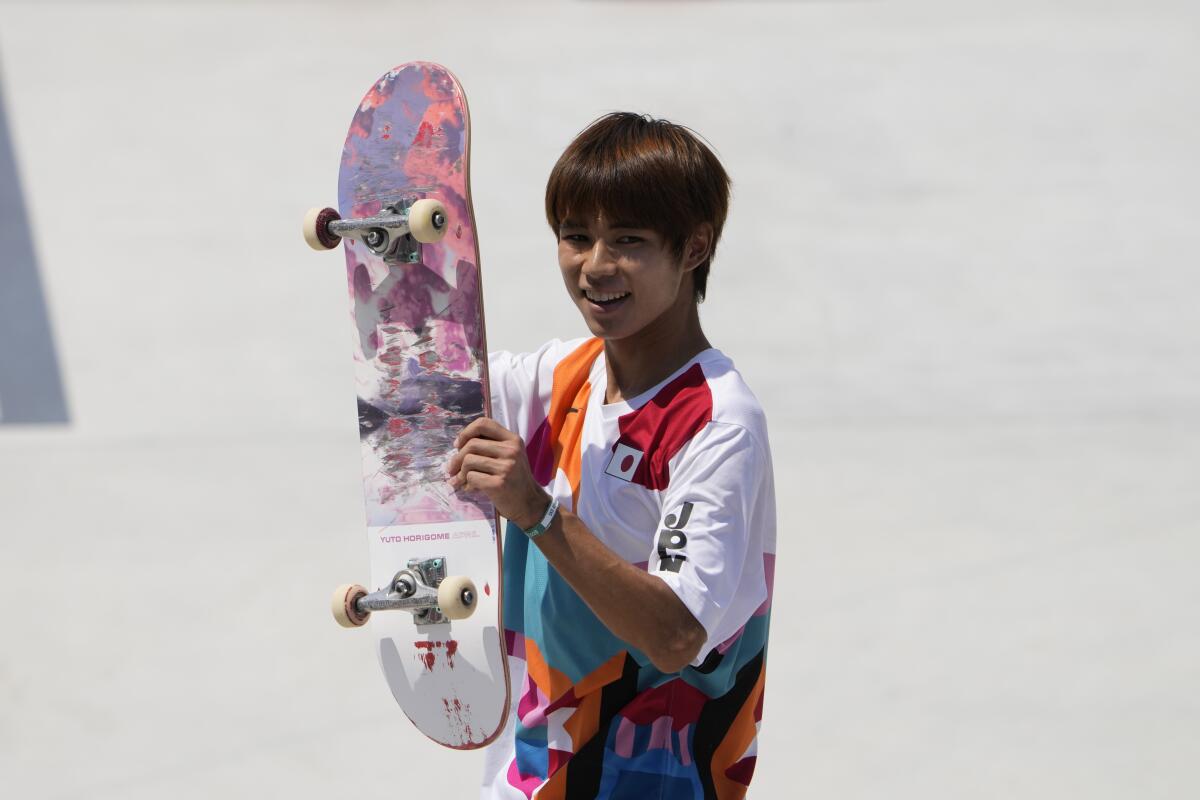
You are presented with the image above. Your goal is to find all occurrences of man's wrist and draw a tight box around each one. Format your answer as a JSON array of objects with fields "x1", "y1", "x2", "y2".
[
  {"x1": 519, "y1": 493, "x2": 559, "y2": 539},
  {"x1": 512, "y1": 490, "x2": 552, "y2": 531}
]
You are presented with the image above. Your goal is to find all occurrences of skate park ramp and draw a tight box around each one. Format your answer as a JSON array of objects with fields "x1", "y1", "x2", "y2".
[
  {"x1": 1, "y1": 2, "x2": 1197, "y2": 798},
  {"x1": 0, "y1": 78, "x2": 68, "y2": 424}
]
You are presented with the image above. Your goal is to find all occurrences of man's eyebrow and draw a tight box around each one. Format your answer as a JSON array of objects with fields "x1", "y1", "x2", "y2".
[{"x1": 558, "y1": 217, "x2": 647, "y2": 230}]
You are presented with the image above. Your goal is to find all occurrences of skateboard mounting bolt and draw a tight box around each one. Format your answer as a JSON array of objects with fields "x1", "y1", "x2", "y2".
[
  {"x1": 393, "y1": 573, "x2": 417, "y2": 598},
  {"x1": 365, "y1": 228, "x2": 385, "y2": 248}
]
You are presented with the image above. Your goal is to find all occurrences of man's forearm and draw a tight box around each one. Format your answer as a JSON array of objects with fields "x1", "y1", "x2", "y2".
[
  {"x1": 445, "y1": 417, "x2": 707, "y2": 672},
  {"x1": 527, "y1": 507, "x2": 706, "y2": 674}
]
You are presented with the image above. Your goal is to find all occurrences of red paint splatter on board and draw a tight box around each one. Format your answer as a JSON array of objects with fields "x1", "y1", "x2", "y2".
[
  {"x1": 414, "y1": 640, "x2": 460, "y2": 671},
  {"x1": 441, "y1": 697, "x2": 475, "y2": 744},
  {"x1": 415, "y1": 641, "x2": 436, "y2": 671},
  {"x1": 483, "y1": 582, "x2": 491, "y2": 596},
  {"x1": 381, "y1": 122, "x2": 392, "y2": 140},
  {"x1": 387, "y1": 418, "x2": 414, "y2": 437},
  {"x1": 383, "y1": 453, "x2": 412, "y2": 470},
  {"x1": 380, "y1": 347, "x2": 405, "y2": 366},
  {"x1": 414, "y1": 121, "x2": 434, "y2": 147}
]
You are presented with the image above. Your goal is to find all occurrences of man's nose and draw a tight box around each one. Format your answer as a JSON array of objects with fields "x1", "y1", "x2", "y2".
[{"x1": 583, "y1": 239, "x2": 617, "y2": 276}]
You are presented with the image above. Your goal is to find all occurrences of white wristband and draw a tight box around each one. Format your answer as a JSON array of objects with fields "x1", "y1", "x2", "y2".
[{"x1": 523, "y1": 497, "x2": 560, "y2": 539}]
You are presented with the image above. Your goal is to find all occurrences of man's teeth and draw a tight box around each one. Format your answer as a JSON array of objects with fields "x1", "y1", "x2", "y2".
[{"x1": 585, "y1": 291, "x2": 631, "y2": 302}]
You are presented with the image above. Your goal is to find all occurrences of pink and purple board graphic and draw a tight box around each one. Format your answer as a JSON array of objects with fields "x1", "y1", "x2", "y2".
[{"x1": 337, "y1": 63, "x2": 508, "y2": 749}]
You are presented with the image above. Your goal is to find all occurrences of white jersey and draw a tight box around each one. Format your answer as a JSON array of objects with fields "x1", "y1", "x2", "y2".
[{"x1": 482, "y1": 337, "x2": 776, "y2": 799}]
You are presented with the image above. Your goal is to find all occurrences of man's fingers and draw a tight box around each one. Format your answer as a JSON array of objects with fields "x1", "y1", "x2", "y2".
[
  {"x1": 453, "y1": 417, "x2": 490, "y2": 448},
  {"x1": 457, "y1": 453, "x2": 502, "y2": 478},
  {"x1": 446, "y1": 438, "x2": 514, "y2": 477},
  {"x1": 456, "y1": 437, "x2": 511, "y2": 460},
  {"x1": 448, "y1": 420, "x2": 532, "y2": 513},
  {"x1": 454, "y1": 417, "x2": 520, "y2": 448},
  {"x1": 457, "y1": 465, "x2": 501, "y2": 493}
]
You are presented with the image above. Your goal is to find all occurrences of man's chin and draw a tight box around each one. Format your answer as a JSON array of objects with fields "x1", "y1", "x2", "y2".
[
  {"x1": 580, "y1": 315, "x2": 629, "y2": 342},
  {"x1": 578, "y1": 308, "x2": 617, "y2": 339}
]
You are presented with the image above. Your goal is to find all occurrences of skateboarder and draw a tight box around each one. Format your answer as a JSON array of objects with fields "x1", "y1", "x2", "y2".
[{"x1": 448, "y1": 112, "x2": 776, "y2": 799}]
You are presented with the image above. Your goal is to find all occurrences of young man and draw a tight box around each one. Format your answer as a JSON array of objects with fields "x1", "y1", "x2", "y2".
[{"x1": 447, "y1": 113, "x2": 776, "y2": 799}]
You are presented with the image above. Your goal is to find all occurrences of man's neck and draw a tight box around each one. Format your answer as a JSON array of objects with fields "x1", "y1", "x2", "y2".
[{"x1": 602, "y1": 301, "x2": 711, "y2": 404}]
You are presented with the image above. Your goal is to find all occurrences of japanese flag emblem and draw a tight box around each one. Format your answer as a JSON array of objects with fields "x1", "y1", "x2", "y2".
[{"x1": 605, "y1": 442, "x2": 644, "y2": 482}]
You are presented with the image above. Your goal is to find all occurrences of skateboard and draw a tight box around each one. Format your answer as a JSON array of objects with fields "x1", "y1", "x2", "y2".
[{"x1": 303, "y1": 62, "x2": 509, "y2": 749}]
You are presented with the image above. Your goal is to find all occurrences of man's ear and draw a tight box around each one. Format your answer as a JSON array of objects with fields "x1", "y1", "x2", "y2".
[{"x1": 682, "y1": 224, "x2": 714, "y2": 272}]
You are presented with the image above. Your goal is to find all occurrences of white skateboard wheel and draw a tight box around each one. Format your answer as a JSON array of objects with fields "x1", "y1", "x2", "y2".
[
  {"x1": 437, "y1": 575, "x2": 477, "y2": 620},
  {"x1": 407, "y1": 199, "x2": 448, "y2": 243},
  {"x1": 331, "y1": 583, "x2": 370, "y2": 628},
  {"x1": 303, "y1": 206, "x2": 341, "y2": 250}
]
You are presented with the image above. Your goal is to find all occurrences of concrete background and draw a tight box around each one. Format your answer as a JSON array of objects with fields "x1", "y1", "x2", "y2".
[{"x1": 1, "y1": 1, "x2": 1197, "y2": 797}]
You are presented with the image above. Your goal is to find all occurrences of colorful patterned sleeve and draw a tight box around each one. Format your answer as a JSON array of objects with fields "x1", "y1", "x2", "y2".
[{"x1": 487, "y1": 338, "x2": 587, "y2": 441}]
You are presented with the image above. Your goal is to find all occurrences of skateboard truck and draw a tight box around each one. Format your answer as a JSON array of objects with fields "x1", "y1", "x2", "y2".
[
  {"x1": 332, "y1": 557, "x2": 477, "y2": 629},
  {"x1": 303, "y1": 198, "x2": 448, "y2": 263}
]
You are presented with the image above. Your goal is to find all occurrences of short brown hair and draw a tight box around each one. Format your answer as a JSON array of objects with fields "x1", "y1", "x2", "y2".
[{"x1": 545, "y1": 112, "x2": 731, "y2": 302}]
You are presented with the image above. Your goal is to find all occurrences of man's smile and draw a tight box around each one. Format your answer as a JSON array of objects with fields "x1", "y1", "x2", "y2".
[{"x1": 583, "y1": 289, "x2": 631, "y2": 306}]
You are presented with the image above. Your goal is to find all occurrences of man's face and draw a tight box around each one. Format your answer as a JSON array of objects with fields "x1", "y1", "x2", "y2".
[{"x1": 557, "y1": 214, "x2": 694, "y2": 341}]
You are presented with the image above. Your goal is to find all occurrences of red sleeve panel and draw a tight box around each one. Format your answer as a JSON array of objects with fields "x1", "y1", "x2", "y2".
[{"x1": 614, "y1": 363, "x2": 714, "y2": 492}]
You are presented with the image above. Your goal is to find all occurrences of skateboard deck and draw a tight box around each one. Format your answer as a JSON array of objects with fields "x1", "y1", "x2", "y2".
[{"x1": 307, "y1": 62, "x2": 509, "y2": 749}]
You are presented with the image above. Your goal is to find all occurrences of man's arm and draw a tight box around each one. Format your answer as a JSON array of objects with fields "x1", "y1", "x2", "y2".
[
  {"x1": 525, "y1": 507, "x2": 706, "y2": 673},
  {"x1": 447, "y1": 417, "x2": 706, "y2": 673}
]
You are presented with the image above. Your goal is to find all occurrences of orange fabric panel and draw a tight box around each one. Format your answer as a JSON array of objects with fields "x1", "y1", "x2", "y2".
[
  {"x1": 547, "y1": 339, "x2": 604, "y2": 509},
  {"x1": 709, "y1": 663, "x2": 767, "y2": 798},
  {"x1": 534, "y1": 773, "x2": 566, "y2": 800},
  {"x1": 523, "y1": 637, "x2": 575, "y2": 705},
  {"x1": 562, "y1": 689, "x2": 603, "y2": 755},
  {"x1": 572, "y1": 651, "x2": 628, "y2": 697},
  {"x1": 543, "y1": 689, "x2": 603, "y2": 797}
]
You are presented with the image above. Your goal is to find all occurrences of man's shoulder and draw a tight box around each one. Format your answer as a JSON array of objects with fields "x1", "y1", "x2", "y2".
[
  {"x1": 610, "y1": 351, "x2": 769, "y2": 491},
  {"x1": 692, "y1": 350, "x2": 769, "y2": 443},
  {"x1": 489, "y1": 337, "x2": 597, "y2": 388},
  {"x1": 489, "y1": 336, "x2": 596, "y2": 376}
]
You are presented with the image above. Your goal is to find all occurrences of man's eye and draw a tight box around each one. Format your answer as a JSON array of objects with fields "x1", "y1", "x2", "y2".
[
  {"x1": 562, "y1": 233, "x2": 588, "y2": 243},
  {"x1": 616, "y1": 236, "x2": 644, "y2": 245}
]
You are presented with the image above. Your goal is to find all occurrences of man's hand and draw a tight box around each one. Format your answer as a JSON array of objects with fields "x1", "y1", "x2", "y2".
[
  {"x1": 449, "y1": 417, "x2": 706, "y2": 673},
  {"x1": 447, "y1": 417, "x2": 548, "y2": 529}
]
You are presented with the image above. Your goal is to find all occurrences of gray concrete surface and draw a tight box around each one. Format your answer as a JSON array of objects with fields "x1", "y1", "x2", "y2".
[{"x1": 1, "y1": 1, "x2": 1197, "y2": 797}]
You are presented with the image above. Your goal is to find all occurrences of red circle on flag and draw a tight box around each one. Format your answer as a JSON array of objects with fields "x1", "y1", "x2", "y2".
[{"x1": 621, "y1": 454, "x2": 635, "y2": 472}]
